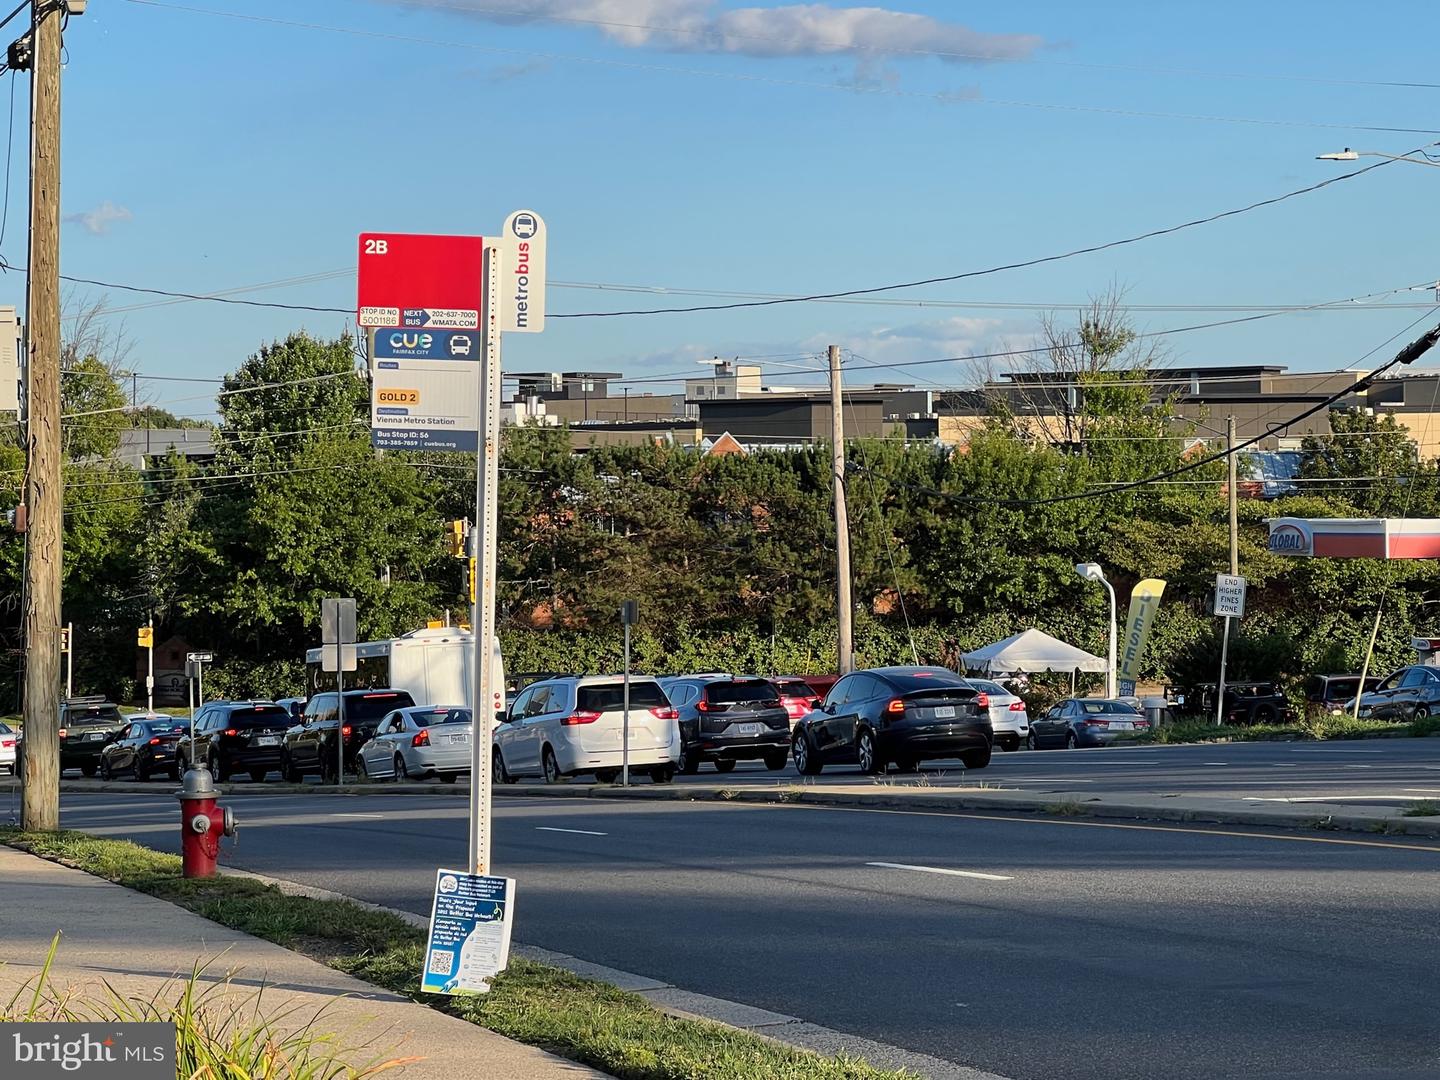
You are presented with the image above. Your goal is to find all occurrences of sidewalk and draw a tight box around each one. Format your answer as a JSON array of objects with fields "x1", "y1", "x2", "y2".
[{"x1": 0, "y1": 846, "x2": 606, "y2": 1080}]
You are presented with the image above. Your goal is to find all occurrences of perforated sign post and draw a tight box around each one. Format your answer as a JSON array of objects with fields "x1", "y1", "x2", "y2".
[
  {"x1": 1213, "y1": 575, "x2": 1246, "y2": 726},
  {"x1": 322, "y1": 599, "x2": 357, "y2": 786}
]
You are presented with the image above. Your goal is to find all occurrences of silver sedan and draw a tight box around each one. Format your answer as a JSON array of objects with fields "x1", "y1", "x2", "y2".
[{"x1": 356, "y1": 706, "x2": 472, "y2": 783}]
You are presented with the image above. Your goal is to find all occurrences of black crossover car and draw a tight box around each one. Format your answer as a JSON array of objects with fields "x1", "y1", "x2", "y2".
[
  {"x1": 791, "y1": 667, "x2": 992, "y2": 775},
  {"x1": 659, "y1": 675, "x2": 791, "y2": 773},
  {"x1": 178, "y1": 700, "x2": 292, "y2": 782},
  {"x1": 99, "y1": 717, "x2": 189, "y2": 781}
]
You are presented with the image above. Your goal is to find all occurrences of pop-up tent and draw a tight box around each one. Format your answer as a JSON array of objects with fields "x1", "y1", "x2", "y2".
[{"x1": 960, "y1": 628, "x2": 1107, "y2": 675}]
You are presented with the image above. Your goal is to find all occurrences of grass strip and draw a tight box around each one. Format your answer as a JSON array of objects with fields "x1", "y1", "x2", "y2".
[
  {"x1": 0, "y1": 828, "x2": 913, "y2": 1080},
  {"x1": 1133, "y1": 715, "x2": 1425, "y2": 745}
]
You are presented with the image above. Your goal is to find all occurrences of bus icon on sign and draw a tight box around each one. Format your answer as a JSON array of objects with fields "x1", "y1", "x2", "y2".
[{"x1": 511, "y1": 213, "x2": 537, "y2": 240}]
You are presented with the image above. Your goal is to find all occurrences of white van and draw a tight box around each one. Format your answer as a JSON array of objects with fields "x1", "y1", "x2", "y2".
[
  {"x1": 305, "y1": 626, "x2": 505, "y2": 718},
  {"x1": 493, "y1": 675, "x2": 679, "y2": 785}
]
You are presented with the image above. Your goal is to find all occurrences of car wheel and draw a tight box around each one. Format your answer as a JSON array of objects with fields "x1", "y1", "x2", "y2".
[
  {"x1": 135, "y1": 759, "x2": 149, "y2": 782},
  {"x1": 649, "y1": 764, "x2": 675, "y2": 784},
  {"x1": 166, "y1": 765, "x2": 180, "y2": 782},
  {"x1": 209, "y1": 751, "x2": 229, "y2": 783},
  {"x1": 320, "y1": 751, "x2": 338, "y2": 785},
  {"x1": 1026, "y1": 730, "x2": 1038, "y2": 751},
  {"x1": 713, "y1": 759, "x2": 737, "y2": 774},
  {"x1": 856, "y1": 729, "x2": 882, "y2": 775},
  {"x1": 793, "y1": 732, "x2": 823, "y2": 776},
  {"x1": 248, "y1": 768, "x2": 267, "y2": 783},
  {"x1": 492, "y1": 749, "x2": 516, "y2": 786},
  {"x1": 676, "y1": 744, "x2": 700, "y2": 775},
  {"x1": 355, "y1": 757, "x2": 370, "y2": 782},
  {"x1": 438, "y1": 772, "x2": 458, "y2": 784},
  {"x1": 542, "y1": 746, "x2": 563, "y2": 784},
  {"x1": 1066, "y1": 730, "x2": 1078, "y2": 750},
  {"x1": 1417, "y1": 705, "x2": 1431, "y2": 721},
  {"x1": 961, "y1": 747, "x2": 992, "y2": 770},
  {"x1": 394, "y1": 754, "x2": 410, "y2": 782},
  {"x1": 893, "y1": 757, "x2": 920, "y2": 773},
  {"x1": 98, "y1": 757, "x2": 112, "y2": 782},
  {"x1": 763, "y1": 751, "x2": 788, "y2": 771},
  {"x1": 281, "y1": 751, "x2": 302, "y2": 784},
  {"x1": 594, "y1": 768, "x2": 620, "y2": 784},
  {"x1": 80, "y1": 763, "x2": 97, "y2": 777}
]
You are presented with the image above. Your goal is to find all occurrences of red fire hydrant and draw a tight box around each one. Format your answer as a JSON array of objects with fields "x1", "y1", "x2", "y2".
[{"x1": 176, "y1": 766, "x2": 237, "y2": 878}]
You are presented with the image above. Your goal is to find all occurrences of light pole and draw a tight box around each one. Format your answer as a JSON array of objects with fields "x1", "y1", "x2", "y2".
[
  {"x1": 1076, "y1": 562, "x2": 1117, "y2": 697},
  {"x1": 1316, "y1": 147, "x2": 1440, "y2": 168}
]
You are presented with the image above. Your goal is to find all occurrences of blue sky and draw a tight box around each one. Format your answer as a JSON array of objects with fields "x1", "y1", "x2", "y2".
[{"x1": 11, "y1": 0, "x2": 1440, "y2": 417}]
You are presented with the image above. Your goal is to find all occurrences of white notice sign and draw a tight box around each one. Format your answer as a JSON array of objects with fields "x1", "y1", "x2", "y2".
[{"x1": 1214, "y1": 574, "x2": 1247, "y2": 619}]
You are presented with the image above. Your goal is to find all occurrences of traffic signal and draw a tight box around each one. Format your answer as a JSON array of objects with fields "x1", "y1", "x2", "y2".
[
  {"x1": 58, "y1": 627, "x2": 69, "y2": 653},
  {"x1": 137, "y1": 626, "x2": 153, "y2": 648},
  {"x1": 448, "y1": 519, "x2": 468, "y2": 558},
  {"x1": 468, "y1": 556, "x2": 477, "y2": 605}
]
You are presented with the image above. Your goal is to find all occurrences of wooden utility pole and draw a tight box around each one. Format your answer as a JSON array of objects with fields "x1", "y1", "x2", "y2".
[
  {"x1": 828, "y1": 345, "x2": 853, "y2": 674},
  {"x1": 21, "y1": 0, "x2": 64, "y2": 831},
  {"x1": 1214, "y1": 415, "x2": 1238, "y2": 726}
]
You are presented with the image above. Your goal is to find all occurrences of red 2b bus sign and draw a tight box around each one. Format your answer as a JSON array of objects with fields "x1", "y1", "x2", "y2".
[{"x1": 357, "y1": 233, "x2": 485, "y2": 329}]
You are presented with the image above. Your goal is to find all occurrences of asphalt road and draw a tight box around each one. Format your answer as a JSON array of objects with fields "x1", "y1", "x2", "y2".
[{"x1": 51, "y1": 789, "x2": 1440, "y2": 1080}]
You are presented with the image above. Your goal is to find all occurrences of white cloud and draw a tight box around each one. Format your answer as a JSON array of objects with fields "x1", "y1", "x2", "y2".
[
  {"x1": 398, "y1": 1, "x2": 1043, "y2": 64},
  {"x1": 63, "y1": 201, "x2": 132, "y2": 236}
]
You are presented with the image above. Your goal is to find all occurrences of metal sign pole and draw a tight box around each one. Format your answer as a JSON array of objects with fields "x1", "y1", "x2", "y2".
[
  {"x1": 65, "y1": 621, "x2": 72, "y2": 699},
  {"x1": 336, "y1": 666, "x2": 346, "y2": 785},
  {"x1": 146, "y1": 625, "x2": 153, "y2": 712},
  {"x1": 1215, "y1": 616, "x2": 1231, "y2": 727},
  {"x1": 622, "y1": 621, "x2": 631, "y2": 788},
  {"x1": 469, "y1": 243, "x2": 503, "y2": 877}
]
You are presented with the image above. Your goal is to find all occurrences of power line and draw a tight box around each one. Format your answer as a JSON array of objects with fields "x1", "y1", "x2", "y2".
[{"x1": 124, "y1": 1, "x2": 1440, "y2": 136}]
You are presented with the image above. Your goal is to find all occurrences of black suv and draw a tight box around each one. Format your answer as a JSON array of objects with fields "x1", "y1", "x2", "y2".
[
  {"x1": 281, "y1": 688, "x2": 415, "y2": 782},
  {"x1": 659, "y1": 675, "x2": 791, "y2": 773},
  {"x1": 57, "y1": 697, "x2": 125, "y2": 776},
  {"x1": 178, "y1": 700, "x2": 291, "y2": 782}
]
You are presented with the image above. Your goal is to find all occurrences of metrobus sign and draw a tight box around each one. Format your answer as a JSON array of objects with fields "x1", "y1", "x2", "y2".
[{"x1": 356, "y1": 233, "x2": 485, "y2": 328}]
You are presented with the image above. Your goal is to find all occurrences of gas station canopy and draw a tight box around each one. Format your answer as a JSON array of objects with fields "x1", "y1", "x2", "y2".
[{"x1": 1266, "y1": 517, "x2": 1440, "y2": 559}]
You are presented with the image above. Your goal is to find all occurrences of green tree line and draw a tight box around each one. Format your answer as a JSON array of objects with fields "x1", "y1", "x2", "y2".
[{"x1": 4, "y1": 330, "x2": 1438, "y2": 704}]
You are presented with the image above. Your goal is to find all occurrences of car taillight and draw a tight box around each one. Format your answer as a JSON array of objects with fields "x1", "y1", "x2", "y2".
[
  {"x1": 975, "y1": 693, "x2": 990, "y2": 709},
  {"x1": 412, "y1": 729, "x2": 430, "y2": 747},
  {"x1": 1008, "y1": 702, "x2": 1025, "y2": 711},
  {"x1": 649, "y1": 706, "x2": 678, "y2": 720},
  {"x1": 562, "y1": 711, "x2": 601, "y2": 726},
  {"x1": 695, "y1": 699, "x2": 711, "y2": 712},
  {"x1": 149, "y1": 737, "x2": 163, "y2": 745},
  {"x1": 341, "y1": 724, "x2": 353, "y2": 737},
  {"x1": 885, "y1": 698, "x2": 905, "y2": 714},
  {"x1": 224, "y1": 728, "x2": 238, "y2": 737},
  {"x1": 1087, "y1": 720, "x2": 1109, "y2": 727}
]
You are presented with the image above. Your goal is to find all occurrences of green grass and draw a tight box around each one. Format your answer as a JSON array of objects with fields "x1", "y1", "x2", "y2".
[
  {"x1": 0, "y1": 829, "x2": 915, "y2": 1080},
  {"x1": 1137, "y1": 715, "x2": 1413, "y2": 745},
  {"x1": 5, "y1": 934, "x2": 413, "y2": 1078},
  {"x1": 1402, "y1": 800, "x2": 1440, "y2": 817}
]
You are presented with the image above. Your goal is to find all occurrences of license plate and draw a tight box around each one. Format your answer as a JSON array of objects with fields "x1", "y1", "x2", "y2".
[
  {"x1": 1109, "y1": 721, "x2": 1133, "y2": 730},
  {"x1": 446, "y1": 734, "x2": 468, "y2": 745},
  {"x1": 734, "y1": 723, "x2": 764, "y2": 736},
  {"x1": 255, "y1": 736, "x2": 280, "y2": 746},
  {"x1": 85, "y1": 732, "x2": 104, "y2": 741},
  {"x1": 934, "y1": 706, "x2": 956, "y2": 719}
]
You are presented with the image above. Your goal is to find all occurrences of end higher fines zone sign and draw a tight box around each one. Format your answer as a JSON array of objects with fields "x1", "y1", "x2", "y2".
[{"x1": 357, "y1": 233, "x2": 484, "y2": 329}]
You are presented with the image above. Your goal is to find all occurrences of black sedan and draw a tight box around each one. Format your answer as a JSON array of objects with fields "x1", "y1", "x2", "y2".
[
  {"x1": 99, "y1": 717, "x2": 189, "y2": 781},
  {"x1": 1358, "y1": 665, "x2": 1440, "y2": 721},
  {"x1": 1030, "y1": 698, "x2": 1151, "y2": 749},
  {"x1": 791, "y1": 667, "x2": 992, "y2": 775}
]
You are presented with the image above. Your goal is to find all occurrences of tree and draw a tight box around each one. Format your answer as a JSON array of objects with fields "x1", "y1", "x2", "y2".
[{"x1": 1298, "y1": 410, "x2": 1437, "y2": 515}]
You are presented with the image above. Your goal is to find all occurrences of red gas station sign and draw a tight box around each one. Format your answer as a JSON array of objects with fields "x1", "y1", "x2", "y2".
[{"x1": 357, "y1": 233, "x2": 485, "y2": 329}]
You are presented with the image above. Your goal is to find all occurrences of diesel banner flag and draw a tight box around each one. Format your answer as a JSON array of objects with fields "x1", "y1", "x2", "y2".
[{"x1": 1117, "y1": 579, "x2": 1166, "y2": 697}]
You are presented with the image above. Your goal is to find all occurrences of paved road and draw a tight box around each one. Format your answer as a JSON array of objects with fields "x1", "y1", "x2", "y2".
[{"x1": 53, "y1": 789, "x2": 1440, "y2": 1080}]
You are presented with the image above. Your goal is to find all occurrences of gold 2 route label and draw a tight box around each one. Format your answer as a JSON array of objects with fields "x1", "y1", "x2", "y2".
[{"x1": 376, "y1": 388, "x2": 420, "y2": 405}]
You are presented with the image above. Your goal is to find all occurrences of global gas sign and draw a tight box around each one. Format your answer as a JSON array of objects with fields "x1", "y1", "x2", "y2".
[{"x1": 1267, "y1": 520, "x2": 1313, "y2": 557}]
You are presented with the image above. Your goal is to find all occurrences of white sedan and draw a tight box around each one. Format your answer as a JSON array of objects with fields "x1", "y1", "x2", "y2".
[
  {"x1": 356, "y1": 706, "x2": 472, "y2": 783},
  {"x1": 965, "y1": 678, "x2": 1030, "y2": 751},
  {"x1": 0, "y1": 721, "x2": 16, "y2": 774}
]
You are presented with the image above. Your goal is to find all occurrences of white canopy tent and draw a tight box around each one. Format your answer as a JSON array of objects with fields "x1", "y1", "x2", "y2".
[{"x1": 960, "y1": 629, "x2": 1107, "y2": 680}]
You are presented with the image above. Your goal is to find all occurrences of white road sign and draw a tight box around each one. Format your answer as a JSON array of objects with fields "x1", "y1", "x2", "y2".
[
  {"x1": 370, "y1": 355, "x2": 480, "y2": 453},
  {"x1": 1214, "y1": 574, "x2": 1247, "y2": 619},
  {"x1": 499, "y1": 209, "x2": 545, "y2": 334}
]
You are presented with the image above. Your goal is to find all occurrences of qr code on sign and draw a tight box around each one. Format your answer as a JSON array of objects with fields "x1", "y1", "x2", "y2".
[{"x1": 427, "y1": 950, "x2": 454, "y2": 977}]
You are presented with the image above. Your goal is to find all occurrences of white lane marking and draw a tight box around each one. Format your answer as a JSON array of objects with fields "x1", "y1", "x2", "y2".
[
  {"x1": 1343, "y1": 764, "x2": 1375, "y2": 769},
  {"x1": 1204, "y1": 762, "x2": 1229, "y2": 766},
  {"x1": 536, "y1": 826, "x2": 608, "y2": 836},
  {"x1": 1272, "y1": 763, "x2": 1298, "y2": 767},
  {"x1": 1243, "y1": 794, "x2": 1423, "y2": 803},
  {"x1": 330, "y1": 812, "x2": 384, "y2": 819},
  {"x1": 1404, "y1": 789, "x2": 1440, "y2": 794},
  {"x1": 866, "y1": 861, "x2": 1013, "y2": 881},
  {"x1": 1288, "y1": 749, "x2": 1386, "y2": 754}
]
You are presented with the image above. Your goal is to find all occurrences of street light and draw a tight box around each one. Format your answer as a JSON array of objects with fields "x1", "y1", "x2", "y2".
[
  {"x1": 1076, "y1": 562, "x2": 1117, "y2": 698},
  {"x1": 1316, "y1": 147, "x2": 1440, "y2": 168}
]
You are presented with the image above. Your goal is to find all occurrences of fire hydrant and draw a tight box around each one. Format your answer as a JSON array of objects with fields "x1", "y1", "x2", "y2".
[{"x1": 176, "y1": 766, "x2": 236, "y2": 878}]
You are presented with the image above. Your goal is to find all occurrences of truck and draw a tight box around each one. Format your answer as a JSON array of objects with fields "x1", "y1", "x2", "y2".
[{"x1": 305, "y1": 626, "x2": 505, "y2": 720}]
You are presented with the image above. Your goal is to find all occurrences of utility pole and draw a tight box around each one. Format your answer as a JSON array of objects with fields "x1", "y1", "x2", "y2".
[
  {"x1": 20, "y1": 0, "x2": 66, "y2": 832},
  {"x1": 1215, "y1": 415, "x2": 1238, "y2": 726},
  {"x1": 828, "y1": 345, "x2": 853, "y2": 674}
]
